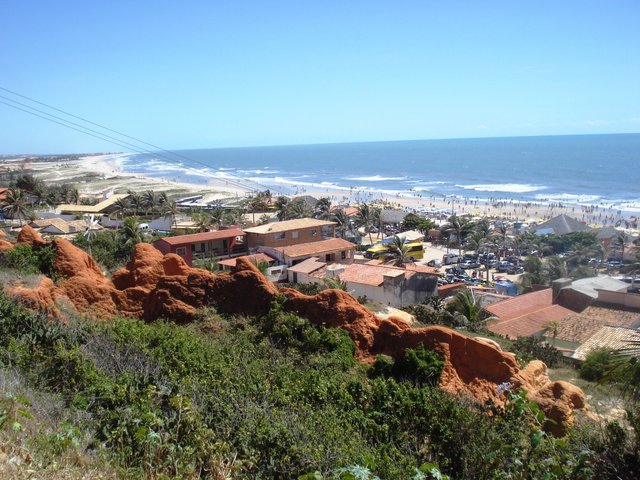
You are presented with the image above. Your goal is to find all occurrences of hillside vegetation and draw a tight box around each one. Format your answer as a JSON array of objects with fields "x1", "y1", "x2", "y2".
[{"x1": 0, "y1": 288, "x2": 638, "y2": 479}]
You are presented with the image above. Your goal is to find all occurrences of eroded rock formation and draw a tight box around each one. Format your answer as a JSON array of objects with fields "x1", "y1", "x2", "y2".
[{"x1": 0, "y1": 227, "x2": 588, "y2": 435}]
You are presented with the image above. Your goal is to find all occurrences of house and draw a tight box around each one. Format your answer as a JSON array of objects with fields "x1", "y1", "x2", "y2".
[
  {"x1": 286, "y1": 257, "x2": 439, "y2": 307},
  {"x1": 553, "y1": 276, "x2": 630, "y2": 312},
  {"x1": 243, "y1": 218, "x2": 336, "y2": 249},
  {"x1": 552, "y1": 305, "x2": 640, "y2": 354},
  {"x1": 216, "y1": 253, "x2": 285, "y2": 282},
  {"x1": 571, "y1": 326, "x2": 640, "y2": 361},
  {"x1": 259, "y1": 237, "x2": 356, "y2": 267},
  {"x1": 484, "y1": 288, "x2": 576, "y2": 339},
  {"x1": 153, "y1": 228, "x2": 247, "y2": 266},
  {"x1": 30, "y1": 218, "x2": 99, "y2": 236},
  {"x1": 56, "y1": 193, "x2": 130, "y2": 215},
  {"x1": 534, "y1": 214, "x2": 591, "y2": 236}
]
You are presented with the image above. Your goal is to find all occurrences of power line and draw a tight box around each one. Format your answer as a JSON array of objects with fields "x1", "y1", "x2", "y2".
[{"x1": 0, "y1": 87, "x2": 277, "y2": 193}]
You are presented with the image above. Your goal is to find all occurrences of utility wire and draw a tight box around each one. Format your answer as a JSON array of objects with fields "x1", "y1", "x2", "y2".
[{"x1": 0, "y1": 86, "x2": 276, "y2": 194}]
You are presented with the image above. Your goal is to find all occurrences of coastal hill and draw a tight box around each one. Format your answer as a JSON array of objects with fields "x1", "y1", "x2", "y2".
[{"x1": 3, "y1": 225, "x2": 587, "y2": 435}]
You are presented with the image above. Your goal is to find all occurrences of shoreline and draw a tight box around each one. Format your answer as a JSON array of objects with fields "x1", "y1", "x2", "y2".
[{"x1": 1, "y1": 153, "x2": 638, "y2": 231}]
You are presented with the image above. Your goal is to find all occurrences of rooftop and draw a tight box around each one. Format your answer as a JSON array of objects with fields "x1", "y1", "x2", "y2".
[
  {"x1": 56, "y1": 193, "x2": 130, "y2": 214},
  {"x1": 555, "y1": 304, "x2": 640, "y2": 344},
  {"x1": 565, "y1": 277, "x2": 629, "y2": 299},
  {"x1": 216, "y1": 253, "x2": 276, "y2": 268},
  {"x1": 243, "y1": 218, "x2": 335, "y2": 234},
  {"x1": 155, "y1": 228, "x2": 245, "y2": 246},
  {"x1": 535, "y1": 214, "x2": 592, "y2": 236},
  {"x1": 571, "y1": 326, "x2": 640, "y2": 361},
  {"x1": 31, "y1": 218, "x2": 98, "y2": 234},
  {"x1": 484, "y1": 288, "x2": 576, "y2": 339},
  {"x1": 276, "y1": 238, "x2": 355, "y2": 259},
  {"x1": 287, "y1": 257, "x2": 328, "y2": 274}
]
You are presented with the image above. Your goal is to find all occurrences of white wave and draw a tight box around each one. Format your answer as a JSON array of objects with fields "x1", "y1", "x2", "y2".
[
  {"x1": 406, "y1": 180, "x2": 447, "y2": 185},
  {"x1": 411, "y1": 187, "x2": 434, "y2": 192},
  {"x1": 534, "y1": 193, "x2": 602, "y2": 203},
  {"x1": 456, "y1": 183, "x2": 547, "y2": 193},
  {"x1": 345, "y1": 175, "x2": 407, "y2": 182}
]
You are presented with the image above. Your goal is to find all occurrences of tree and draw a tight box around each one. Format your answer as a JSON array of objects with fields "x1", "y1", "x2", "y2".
[
  {"x1": 286, "y1": 199, "x2": 314, "y2": 219},
  {"x1": 142, "y1": 190, "x2": 158, "y2": 215},
  {"x1": 610, "y1": 232, "x2": 629, "y2": 262},
  {"x1": 314, "y1": 197, "x2": 332, "y2": 220},
  {"x1": 356, "y1": 203, "x2": 379, "y2": 245},
  {"x1": 1, "y1": 188, "x2": 32, "y2": 226},
  {"x1": 119, "y1": 217, "x2": 143, "y2": 248},
  {"x1": 112, "y1": 198, "x2": 130, "y2": 220},
  {"x1": 442, "y1": 215, "x2": 467, "y2": 257},
  {"x1": 446, "y1": 288, "x2": 485, "y2": 329},
  {"x1": 274, "y1": 196, "x2": 290, "y2": 221},
  {"x1": 385, "y1": 235, "x2": 414, "y2": 267},
  {"x1": 191, "y1": 210, "x2": 212, "y2": 232},
  {"x1": 128, "y1": 191, "x2": 145, "y2": 216},
  {"x1": 322, "y1": 276, "x2": 348, "y2": 291},
  {"x1": 401, "y1": 213, "x2": 435, "y2": 233},
  {"x1": 331, "y1": 209, "x2": 350, "y2": 239},
  {"x1": 162, "y1": 200, "x2": 180, "y2": 230}
]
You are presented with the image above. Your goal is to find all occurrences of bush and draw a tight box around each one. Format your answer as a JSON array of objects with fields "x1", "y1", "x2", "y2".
[
  {"x1": 370, "y1": 345, "x2": 444, "y2": 387},
  {"x1": 0, "y1": 243, "x2": 55, "y2": 276},
  {"x1": 511, "y1": 336, "x2": 562, "y2": 367},
  {"x1": 580, "y1": 348, "x2": 613, "y2": 382}
]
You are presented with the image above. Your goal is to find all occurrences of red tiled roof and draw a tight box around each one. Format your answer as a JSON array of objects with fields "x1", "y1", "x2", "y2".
[
  {"x1": 484, "y1": 289, "x2": 576, "y2": 339},
  {"x1": 277, "y1": 238, "x2": 355, "y2": 259},
  {"x1": 155, "y1": 228, "x2": 245, "y2": 246},
  {"x1": 339, "y1": 263, "x2": 408, "y2": 287},
  {"x1": 216, "y1": 253, "x2": 275, "y2": 268},
  {"x1": 555, "y1": 305, "x2": 640, "y2": 343},
  {"x1": 437, "y1": 282, "x2": 466, "y2": 298},
  {"x1": 287, "y1": 257, "x2": 327, "y2": 274},
  {"x1": 485, "y1": 289, "x2": 554, "y2": 320},
  {"x1": 486, "y1": 305, "x2": 575, "y2": 339}
]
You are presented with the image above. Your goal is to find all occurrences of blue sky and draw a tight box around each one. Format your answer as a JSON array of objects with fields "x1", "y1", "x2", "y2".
[{"x1": 1, "y1": 0, "x2": 639, "y2": 153}]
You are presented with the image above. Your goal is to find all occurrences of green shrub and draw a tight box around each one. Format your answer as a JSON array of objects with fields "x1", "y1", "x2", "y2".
[
  {"x1": 512, "y1": 335, "x2": 562, "y2": 367},
  {"x1": 580, "y1": 348, "x2": 613, "y2": 382}
]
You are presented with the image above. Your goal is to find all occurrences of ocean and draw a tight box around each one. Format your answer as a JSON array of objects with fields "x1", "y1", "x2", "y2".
[{"x1": 119, "y1": 133, "x2": 640, "y2": 212}]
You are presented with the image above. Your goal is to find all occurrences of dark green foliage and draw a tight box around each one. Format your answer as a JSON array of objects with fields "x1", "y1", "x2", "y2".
[
  {"x1": 512, "y1": 335, "x2": 563, "y2": 367},
  {"x1": 72, "y1": 230, "x2": 133, "y2": 271},
  {"x1": 580, "y1": 348, "x2": 613, "y2": 382},
  {"x1": 371, "y1": 346, "x2": 444, "y2": 387},
  {"x1": 280, "y1": 281, "x2": 324, "y2": 296},
  {"x1": 2, "y1": 290, "x2": 640, "y2": 479},
  {"x1": 0, "y1": 243, "x2": 56, "y2": 276}
]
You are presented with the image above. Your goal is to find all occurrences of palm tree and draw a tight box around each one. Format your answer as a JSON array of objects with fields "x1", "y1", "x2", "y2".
[
  {"x1": 356, "y1": 203, "x2": 377, "y2": 245},
  {"x1": 142, "y1": 190, "x2": 158, "y2": 216},
  {"x1": 1, "y1": 188, "x2": 32, "y2": 226},
  {"x1": 162, "y1": 200, "x2": 180, "y2": 230},
  {"x1": 442, "y1": 215, "x2": 465, "y2": 257},
  {"x1": 119, "y1": 217, "x2": 143, "y2": 249},
  {"x1": 274, "y1": 196, "x2": 290, "y2": 221},
  {"x1": 385, "y1": 235, "x2": 414, "y2": 266},
  {"x1": 314, "y1": 197, "x2": 332, "y2": 220},
  {"x1": 323, "y1": 276, "x2": 348, "y2": 291},
  {"x1": 128, "y1": 191, "x2": 144, "y2": 216},
  {"x1": 191, "y1": 210, "x2": 212, "y2": 232},
  {"x1": 546, "y1": 255, "x2": 568, "y2": 281},
  {"x1": 545, "y1": 320, "x2": 560, "y2": 347},
  {"x1": 112, "y1": 198, "x2": 130, "y2": 220},
  {"x1": 520, "y1": 256, "x2": 548, "y2": 291},
  {"x1": 331, "y1": 209, "x2": 350, "y2": 239},
  {"x1": 446, "y1": 288, "x2": 486, "y2": 330},
  {"x1": 245, "y1": 194, "x2": 266, "y2": 225},
  {"x1": 610, "y1": 232, "x2": 629, "y2": 262},
  {"x1": 209, "y1": 207, "x2": 224, "y2": 229},
  {"x1": 286, "y1": 199, "x2": 314, "y2": 219}
]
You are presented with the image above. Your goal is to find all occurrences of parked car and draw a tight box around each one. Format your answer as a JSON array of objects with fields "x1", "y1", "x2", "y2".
[
  {"x1": 442, "y1": 253, "x2": 460, "y2": 265},
  {"x1": 505, "y1": 265, "x2": 524, "y2": 275},
  {"x1": 459, "y1": 260, "x2": 480, "y2": 269},
  {"x1": 427, "y1": 259, "x2": 442, "y2": 268},
  {"x1": 495, "y1": 261, "x2": 513, "y2": 273}
]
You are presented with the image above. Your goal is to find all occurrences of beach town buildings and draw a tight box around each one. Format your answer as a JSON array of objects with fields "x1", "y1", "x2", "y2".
[
  {"x1": 286, "y1": 257, "x2": 440, "y2": 307},
  {"x1": 153, "y1": 228, "x2": 247, "y2": 266},
  {"x1": 484, "y1": 276, "x2": 640, "y2": 358}
]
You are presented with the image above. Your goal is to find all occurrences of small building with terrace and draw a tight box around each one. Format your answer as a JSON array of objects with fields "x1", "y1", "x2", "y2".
[{"x1": 153, "y1": 228, "x2": 247, "y2": 266}]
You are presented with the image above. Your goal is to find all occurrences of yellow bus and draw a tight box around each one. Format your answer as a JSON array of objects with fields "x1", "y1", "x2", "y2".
[{"x1": 365, "y1": 241, "x2": 424, "y2": 261}]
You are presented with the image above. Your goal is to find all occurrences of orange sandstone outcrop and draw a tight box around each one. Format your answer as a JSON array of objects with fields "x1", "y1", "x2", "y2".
[
  {"x1": 0, "y1": 239, "x2": 13, "y2": 252},
  {"x1": 4, "y1": 277, "x2": 61, "y2": 319},
  {"x1": 16, "y1": 225, "x2": 48, "y2": 247},
  {"x1": 1, "y1": 226, "x2": 588, "y2": 435}
]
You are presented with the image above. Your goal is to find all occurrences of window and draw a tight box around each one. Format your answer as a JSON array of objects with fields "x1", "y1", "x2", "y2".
[
  {"x1": 291, "y1": 231, "x2": 299, "y2": 239},
  {"x1": 341, "y1": 250, "x2": 347, "y2": 260},
  {"x1": 176, "y1": 247, "x2": 187, "y2": 256},
  {"x1": 275, "y1": 232, "x2": 285, "y2": 240},
  {"x1": 310, "y1": 229, "x2": 317, "y2": 237}
]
